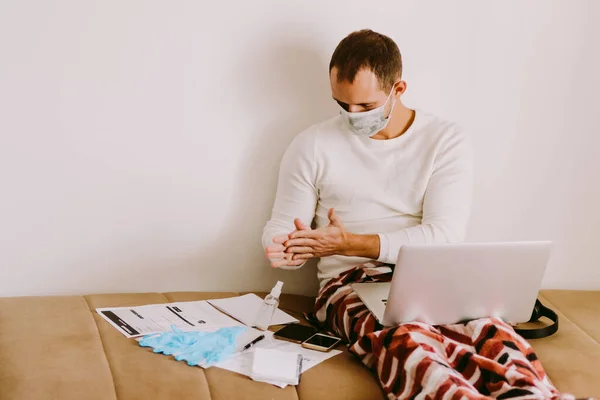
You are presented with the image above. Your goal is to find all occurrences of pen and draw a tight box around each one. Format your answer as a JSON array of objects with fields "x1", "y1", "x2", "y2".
[{"x1": 242, "y1": 334, "x2": 265, "y2": 351}]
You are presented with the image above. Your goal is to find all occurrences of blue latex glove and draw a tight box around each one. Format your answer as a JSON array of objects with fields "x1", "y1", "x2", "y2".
[{"x1": 139, "y1": 325, "x2": 247, "y2": 367}]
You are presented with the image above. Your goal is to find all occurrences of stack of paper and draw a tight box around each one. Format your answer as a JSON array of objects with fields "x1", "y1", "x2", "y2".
[
  {"x1": 95, "y1": 294, "x2": 341, "y2": 389},
  {"x1": 207, "y1": 294, "x2": 299, "y2": 327},
  {"x1": 96, "y1": 300, "x2": 241, "y2": 338},
  {"x1": 212, "y1": 332, "x2": 342, "y2": 388},
  {"x1": 250, "y1": 348, "x2": 303, "y2": 386}
]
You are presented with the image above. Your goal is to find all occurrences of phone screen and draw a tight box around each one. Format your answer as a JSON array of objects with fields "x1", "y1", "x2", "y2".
[
  {"x1": 273, "y1": 324, "x2": 317, "y2": 343},
  {"x1": 303, "y1": 333, "x2": 340, "y2": 348}
]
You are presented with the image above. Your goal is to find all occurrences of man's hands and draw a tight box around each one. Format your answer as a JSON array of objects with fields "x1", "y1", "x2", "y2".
[
  {"x1": 265, "y1": 219, "x2": 312, "y2": 268},
  {"x1": 284, "y1": 208, "x2": 349, "y2": 260},
  {"x1": 265, "y1": 208, "x2": 378, "y2": 268}
]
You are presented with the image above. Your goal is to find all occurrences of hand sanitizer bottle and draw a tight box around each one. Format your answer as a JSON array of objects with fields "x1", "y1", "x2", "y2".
[{"x1": 254, "y1": 281, "x2": 283, "y2": 330}]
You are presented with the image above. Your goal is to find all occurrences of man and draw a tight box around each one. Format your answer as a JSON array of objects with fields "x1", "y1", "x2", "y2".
[
  {"x1": 263, "y1": 29, "x2": 473, "y2": 285},
  {"x1": 262, "y1": 30, "x2": 560, "y2": 399}
]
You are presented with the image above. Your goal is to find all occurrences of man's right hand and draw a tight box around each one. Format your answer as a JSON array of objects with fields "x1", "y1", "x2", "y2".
[{"x1": 265, "y1": 219, "x2": 312, "y2": 268}]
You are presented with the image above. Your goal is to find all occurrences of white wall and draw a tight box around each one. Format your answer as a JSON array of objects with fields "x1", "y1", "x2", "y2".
[{"x1": 1, "y1": 0, "x2": 599, "y2": 297}]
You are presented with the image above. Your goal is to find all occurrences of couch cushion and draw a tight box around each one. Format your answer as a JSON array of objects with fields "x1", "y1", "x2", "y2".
[
  {"x1": 84, "y1": 292, "x2": 218, "y2": 400},
  {"x1": 1, "y1": 290, "x2": 599, "y2": 399},
  {"x1": 527, "y1": 290, "x2": 600, "y2": 398},
  {"x1": 541, "y1": 290, "x2": 600, "y2": 342},
  {"x1": 166, "y1": 292, "x2": 383, "y2": 400},
  {"x1": 0, "y1": 296, "x2": 116, "y2": 400},
  {"x1": 0, "y1": 292, "x2": 383, "y2": 400}
]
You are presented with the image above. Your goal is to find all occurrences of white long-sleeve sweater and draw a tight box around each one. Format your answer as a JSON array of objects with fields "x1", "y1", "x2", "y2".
[{"x1": 262, "y1": 110, "x2": 474, "y2": 288}]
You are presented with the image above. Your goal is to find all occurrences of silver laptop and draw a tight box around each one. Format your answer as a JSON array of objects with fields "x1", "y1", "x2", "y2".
[{"x1": 351, "y1": 241, "x2": 552, "y2": 327}]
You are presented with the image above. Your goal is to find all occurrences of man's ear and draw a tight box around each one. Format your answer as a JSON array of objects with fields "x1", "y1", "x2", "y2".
[{"x1": 394, "y1": 80, "x2": 407, "y2": 97}]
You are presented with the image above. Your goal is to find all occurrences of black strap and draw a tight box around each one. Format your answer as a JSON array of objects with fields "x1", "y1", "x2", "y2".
[{"x1": 513, "y1": 299, "x2": 559, "y2": 339}]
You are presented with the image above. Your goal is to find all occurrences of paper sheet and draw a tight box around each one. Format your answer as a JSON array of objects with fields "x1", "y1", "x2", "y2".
[
  {"x1": 251, "y1": 348, "x2": 302, "y2": 385},
  {"x1": 97, "y1": 300, "x2": 241, "y2": 338},
  {"x1": 207, "y1": 294, "x2": 299, "y2": 327},
  {"x1": 268, "y1": 339, "x2": 343, "y2": 373},
  {"x1": 212, "y1": 333, "x2": 342, "y2": 388}
]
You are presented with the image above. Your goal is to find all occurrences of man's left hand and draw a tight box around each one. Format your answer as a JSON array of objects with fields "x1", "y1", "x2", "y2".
[
  {"x1": 267, "y1": 218, "x2": 312, "y2": 268},
  {"x1": 284, "y1": 208, "x2": 350, "y2": 260}
]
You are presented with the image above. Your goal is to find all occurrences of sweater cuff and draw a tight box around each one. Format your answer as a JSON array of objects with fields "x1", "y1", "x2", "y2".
[
  {"x1": 376, "y1": 233, "x2": 390, "y2": 263},
  {"x1": 278, "y1": 262, "x2": 307, "y2": 270},
  {"x1": 376, "y1": 230, "x2": 411, "y2": 264}
]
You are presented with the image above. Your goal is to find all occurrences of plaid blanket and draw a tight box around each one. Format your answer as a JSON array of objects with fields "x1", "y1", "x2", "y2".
[{"x1": 305, "y1": 262, "x2": 563, "y2": 399}]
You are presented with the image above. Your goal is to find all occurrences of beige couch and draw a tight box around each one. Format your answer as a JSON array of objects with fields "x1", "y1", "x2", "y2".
[{"x1": 1, "y1": 290, "x2": 599, "y2": 399}]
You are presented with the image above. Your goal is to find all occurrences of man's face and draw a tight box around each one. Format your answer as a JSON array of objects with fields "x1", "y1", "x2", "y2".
[{"x1": 330, "y1": 67, "x2": 400, "y2": 114}]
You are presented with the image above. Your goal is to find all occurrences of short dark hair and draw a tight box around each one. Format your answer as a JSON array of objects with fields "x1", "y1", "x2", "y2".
[{"x1": 329, "y1": 29, "x2": 402, "y2": 92}]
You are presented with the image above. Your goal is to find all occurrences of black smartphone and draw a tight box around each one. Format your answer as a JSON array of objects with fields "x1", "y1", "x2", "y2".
[
  {"x1": 301, "y1": 333, "x2": 342, "y2": 352},
  {"x1": 273, "y1": 324, "x2": 317, "y2": 343}
]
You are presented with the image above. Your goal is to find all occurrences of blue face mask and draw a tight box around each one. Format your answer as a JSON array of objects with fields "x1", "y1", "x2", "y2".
[
  {"x1": 339, "y1": 87, "x2": 397, "y2": 137},
  {"x1": 139, "y1": 325, "x2": 247, "y2": 367}
]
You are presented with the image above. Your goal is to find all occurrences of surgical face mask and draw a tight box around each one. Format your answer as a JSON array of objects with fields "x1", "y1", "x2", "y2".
[{"x1": 339, "y1": 88, "x2": 396, "y2": 137}]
